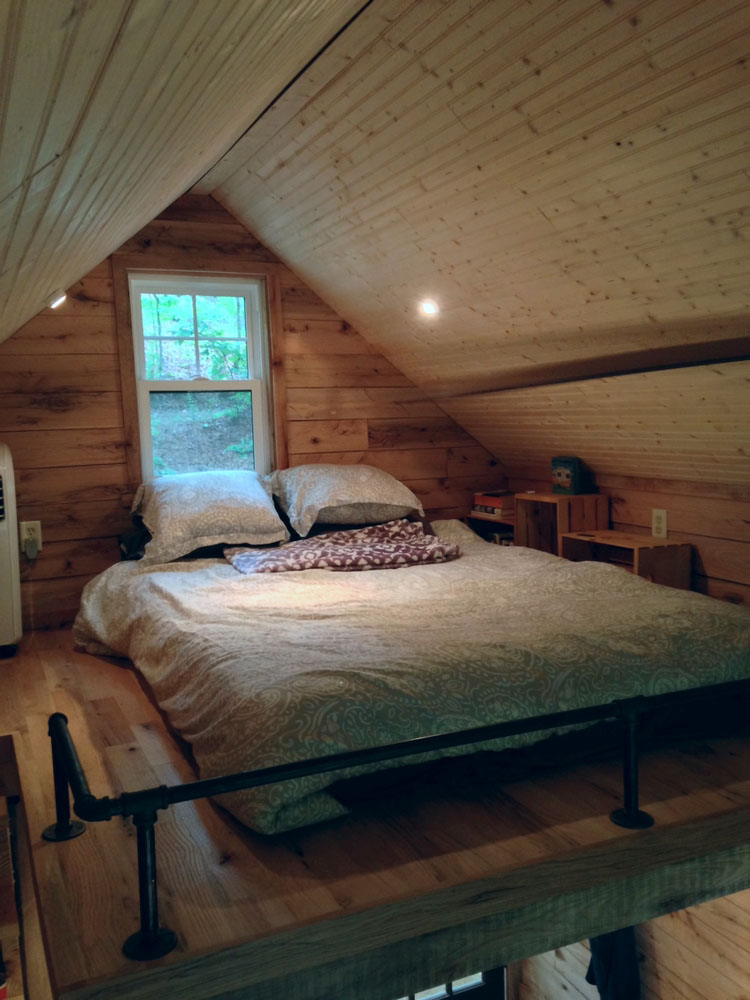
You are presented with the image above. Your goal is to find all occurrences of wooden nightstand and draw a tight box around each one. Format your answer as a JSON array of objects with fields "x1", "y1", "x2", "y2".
[
  {"x1": 514, "y1": 493, "x2": 608, "y2": 556},
  {"x1": 560, "y1": 530, "x2": 692, "y2": 589}
]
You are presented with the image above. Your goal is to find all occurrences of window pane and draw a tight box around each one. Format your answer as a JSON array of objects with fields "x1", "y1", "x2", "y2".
[
  {"x1": 414, "y1": 987, "x2": 447, "y2": 1000},
  {"x1": 144, "y1": 338, "x2": 198, "y2": 380},
  {"x1": 197, "y1": 340, "x2": 249, "y2": 380},
  {"x1": 196, "y1": 295, "x2": 246, "y2": 339},
  {"x1": 150, "y1": 391, "x2": 255, "y2": 476},
  {"x1": 452, "y1": 973, "x2": 484, "y2": 992},
  {"x1": 140, "y1": 293, "x2": 193, "y2": 338}
]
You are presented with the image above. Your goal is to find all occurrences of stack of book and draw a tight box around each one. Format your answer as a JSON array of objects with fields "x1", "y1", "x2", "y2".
[{"x1": 471, "y1": 490, "x2": 515, "y2": 521}]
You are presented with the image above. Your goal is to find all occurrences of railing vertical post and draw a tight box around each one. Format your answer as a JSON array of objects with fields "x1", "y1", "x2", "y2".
[
  {"x1": 42, "y1": 724, "x2": 85, "y2": 842},
  {"x1": 610, "y1": 707, "x2": 654, "y2": 830},
  {"x1": 122, "y1": 811, "x2": 177, "y2": 960}
]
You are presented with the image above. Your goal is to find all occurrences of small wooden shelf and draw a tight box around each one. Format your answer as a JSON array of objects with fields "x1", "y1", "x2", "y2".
[
  {"x1": 560, "y1": 530, "x2": 692, "y2": 590},
  {"x1": 467, "y1": 510, "x2": 515, "y2": 525},
  {"x1": 514, "y1": 493, "x2": 608, "y2": 556},
  {"x1": 466, "y1": 512, "x2": 515, "y2": 545}
]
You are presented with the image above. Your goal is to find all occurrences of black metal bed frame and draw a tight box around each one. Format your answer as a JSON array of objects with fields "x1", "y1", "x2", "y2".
[{"x1": 42, "y1": 677, "x2": 749, "y2": 964}]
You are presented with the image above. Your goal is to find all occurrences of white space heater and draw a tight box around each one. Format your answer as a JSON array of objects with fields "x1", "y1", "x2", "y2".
[{"x1": 0, "y1": 442, "x2": 22, "y2": 651}]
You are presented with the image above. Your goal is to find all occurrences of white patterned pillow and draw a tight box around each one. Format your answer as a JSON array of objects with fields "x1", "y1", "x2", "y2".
[
  {"x1": 265, "y1": 464, "x2": 424, "y2": 538},
  {"x1": 133, "y1": 470, "x2": 288, "y2": 565}
]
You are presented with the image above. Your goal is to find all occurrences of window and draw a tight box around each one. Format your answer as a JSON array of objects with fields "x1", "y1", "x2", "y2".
[
  {"x1": 129, "y1": 274, "x2": 271, "y2": 479},
  {"x1": 394, "y1": 971, "x2": 488, "y2": 999}
]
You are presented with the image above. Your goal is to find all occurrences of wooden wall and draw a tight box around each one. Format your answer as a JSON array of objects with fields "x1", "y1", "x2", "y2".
[
  {"x1": 0, "y1": 195, "x2": 500, "y2": 630},
  {"x1": 0, "y1": 258, "x2": 132, "y2": 631},
  {"x1": 443, "y1": 365, "x2": 750, "y2": 606}
]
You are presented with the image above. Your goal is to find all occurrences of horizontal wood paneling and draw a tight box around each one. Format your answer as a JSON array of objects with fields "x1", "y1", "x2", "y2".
[
  {"x1": 14, "y1": 464, "x2": 131, "y2": 507},
  {"x1": 287, "y1": 419, "x2": 369, "y2": 454},
  {"x1": 444, "y1": 361, "x2": 750, "y2": 605},
  {"x1": 367, "y1": 417, "x2": 475, "y2": 451},
  {"x1": 17, "y1": 502, "x2": 132, "y2": 545},
  {"x1": 0, "y1": 314, "x2": 119, "y2": 355},
  {"x1": 0, "y1": 254, "x2": 130, "y2": 627},
  {"x1": 0, "y1": 391, "x2": 122, "y2": 430},
  {"x1": 609, "y1": 490, "x2": 750, "y2": 543},
  {"x1": 286, "y1": 387, "x2": 445, "y2": 420},
  {"x1": 290, "y1": 445, "x2": 501, "y2": 480},
  {"x1": 285, "y1": 355, "x2": 413, "y2": 388},
  {"x1": 20, "y1": 576, "x2": 111, "y2": 633},
  {"x1": 283, "y1": 320, "x2": 379, "y2": 356},
  {"x1": 18, "y1": 539, "x2": 121, "y2": 583},
  {"x1": 0, "y1": 354, "x2": 122, "y2": 393},
  {"x1": 0, "y1": 196, "x2": 496, "y2": 629},
  {"x1": 443, "y1": 364, "x2": 750, "y2": 485},
  {"x1": 0, "y1": 428, "x2": 127, "y2": 469}
]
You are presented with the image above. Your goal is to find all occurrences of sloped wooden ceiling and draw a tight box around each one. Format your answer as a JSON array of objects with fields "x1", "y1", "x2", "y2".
[
  {"x1": 197, "y1": 0, "x2": 750, "y2": 398},
  {"x1": 0, "y1": 0, "x2": 364, "y2": 343}
]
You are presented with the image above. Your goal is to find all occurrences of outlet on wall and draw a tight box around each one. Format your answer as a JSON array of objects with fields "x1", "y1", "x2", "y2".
[
  {"x1": 651, "y1": 509, "x2": 667, "y2": 539},
  {"x1": 19, "y1": 520, "x2": 42, "y2": 558}
]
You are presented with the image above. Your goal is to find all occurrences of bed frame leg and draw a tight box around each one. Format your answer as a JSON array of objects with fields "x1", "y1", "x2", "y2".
[
  {"x1": 122, "y1": 811, "x2": 178, "y2": 960},
  {"x1": 610, "y1": 707, "x2": 654, "y2": 830},
  {"x1": 42, "y1": 725, "x2": 85, "y2": 842}
]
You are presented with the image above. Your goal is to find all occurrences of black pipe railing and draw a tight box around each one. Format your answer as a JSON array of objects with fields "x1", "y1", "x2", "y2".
[{"x1": 43, "y1": 677, "x2": 749, "y2": 961}]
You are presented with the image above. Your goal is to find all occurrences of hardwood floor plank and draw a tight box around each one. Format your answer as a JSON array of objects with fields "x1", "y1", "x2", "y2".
[{"x1": 2, "y1": 631, "x2": 749, "y2": 1000}]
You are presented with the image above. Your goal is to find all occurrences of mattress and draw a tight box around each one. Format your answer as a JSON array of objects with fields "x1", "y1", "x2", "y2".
[{"x1": 73, "y1": 520, "x2": 750, "y2": 834}]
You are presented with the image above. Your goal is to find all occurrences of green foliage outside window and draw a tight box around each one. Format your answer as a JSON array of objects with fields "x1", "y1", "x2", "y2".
[
  {"x1": 141, "y1": 293, "x2": 249, "y2": 380},
  {"x1": 140, "y1": 290, "x2": 257, "y2": 473}
]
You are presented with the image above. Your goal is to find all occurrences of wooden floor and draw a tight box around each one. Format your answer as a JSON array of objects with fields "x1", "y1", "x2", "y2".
[{"x1": 1, "y1": 630, "x2": 750, "y2": 1000}]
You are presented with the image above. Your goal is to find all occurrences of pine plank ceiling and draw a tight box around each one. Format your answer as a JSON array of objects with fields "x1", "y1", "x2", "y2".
[
  {"x1": 2, "y1": 0, "x2": 749, "y2": 401},
  {"x1": 0, "y1": 0, "x2": 363, "y2": 342},
  {"x1": 199, "y1": 0, "x2": 750, "y2": 398}
]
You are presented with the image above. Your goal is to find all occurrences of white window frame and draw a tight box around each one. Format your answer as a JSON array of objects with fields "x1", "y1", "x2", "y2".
[{"x1": 129, "y1": 272, "x2": 272, "y2": 479}]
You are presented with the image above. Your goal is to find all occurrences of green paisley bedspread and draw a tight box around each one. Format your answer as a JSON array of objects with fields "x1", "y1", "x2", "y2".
[{"x1": 73, "y1": 520, "x2": 750, "y2": 834}]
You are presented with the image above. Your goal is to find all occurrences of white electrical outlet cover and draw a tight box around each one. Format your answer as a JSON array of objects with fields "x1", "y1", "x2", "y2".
[{"x1": 651, "y1": 509, "x2": 667, "y2": 538}]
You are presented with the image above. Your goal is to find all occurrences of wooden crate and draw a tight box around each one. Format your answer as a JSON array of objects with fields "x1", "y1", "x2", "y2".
[
  {"x1": 560, "y1": 530, "x2": 692, "y2": 590},
  {"x1": 514, "y1": 493, "x2": 608, "y2": 556}
]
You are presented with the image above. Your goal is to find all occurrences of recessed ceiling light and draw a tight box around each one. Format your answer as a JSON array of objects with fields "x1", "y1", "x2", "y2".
[
  {"x1": 418, "y1": 299, "x2": 439, "y2": 316},
  {"x1": 49, "y1": 289, "x2": 67, "y2": 309}
]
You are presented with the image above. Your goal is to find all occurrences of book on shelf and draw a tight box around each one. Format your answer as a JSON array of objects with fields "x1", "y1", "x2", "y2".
[
  {"x1": 473, "y1": 490, "x2": 514, "y2": 509},
  {"x1": 471, "y1": 505, "x2": 514, "y2": 520}
]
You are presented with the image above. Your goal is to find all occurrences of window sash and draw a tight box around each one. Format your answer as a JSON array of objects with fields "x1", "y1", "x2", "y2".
[
  {"x1": 129, "y1": 273, "x2": 271, "y2": 478},
  {"x1": 136, "y1": 380, "x2": 268, "y2": 479}
]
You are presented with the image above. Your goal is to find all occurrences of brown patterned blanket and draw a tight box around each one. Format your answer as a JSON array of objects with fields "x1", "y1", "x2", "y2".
[{"x1": 224, "y1": 518, "x2": 460, "y2": 573}]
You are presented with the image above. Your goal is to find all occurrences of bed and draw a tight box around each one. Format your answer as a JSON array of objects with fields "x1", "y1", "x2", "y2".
[{"x1": 71, "y1": 466, "x2": 750, "y2": 837}]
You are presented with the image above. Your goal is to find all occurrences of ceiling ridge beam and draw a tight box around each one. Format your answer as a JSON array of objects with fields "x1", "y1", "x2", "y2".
[{"x1": 429, "y1": 338, "x2": 750, "y2": 400}]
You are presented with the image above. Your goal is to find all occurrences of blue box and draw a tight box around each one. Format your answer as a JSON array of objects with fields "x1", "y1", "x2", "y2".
[{"x1": 551, "y1": 456, "x2": 590, "y2": 494}]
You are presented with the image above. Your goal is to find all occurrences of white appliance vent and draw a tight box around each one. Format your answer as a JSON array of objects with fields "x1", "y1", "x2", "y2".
[{"x1": 0, "y1": 442, "x2": 22, "y2": 651}]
